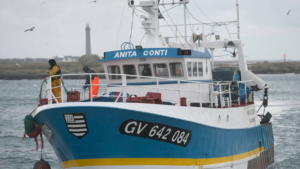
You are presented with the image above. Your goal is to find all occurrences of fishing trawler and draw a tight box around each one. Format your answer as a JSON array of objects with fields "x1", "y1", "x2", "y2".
[{"x1": 29, "y1": 0, "x2": 274, "y2": 169}]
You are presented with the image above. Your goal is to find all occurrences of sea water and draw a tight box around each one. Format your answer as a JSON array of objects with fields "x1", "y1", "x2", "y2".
[{"x1": 0, "y1": 75, "x2": 299, "y2": 169}]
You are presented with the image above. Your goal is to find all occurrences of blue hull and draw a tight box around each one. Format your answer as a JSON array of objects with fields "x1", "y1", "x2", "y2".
[{"x1": 34, "y1": 105, "x2": 274, "y2": 167}]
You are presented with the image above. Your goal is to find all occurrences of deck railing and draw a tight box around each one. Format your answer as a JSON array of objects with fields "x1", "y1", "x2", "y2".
[{"x1": 45, "y1": 73, "x2": 253, "y2": 108}]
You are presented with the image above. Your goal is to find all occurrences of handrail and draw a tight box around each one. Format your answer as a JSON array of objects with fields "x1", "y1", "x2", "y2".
[
  {"x1": 49, "y1": 73, "x2": 212, "y2": 85},
  {"x1": 46, "y1": 73, "x2": 254, "y2": 108}
]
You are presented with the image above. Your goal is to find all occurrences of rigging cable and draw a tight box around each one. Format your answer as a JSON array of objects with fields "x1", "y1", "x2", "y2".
[
  {"x1": 115, "y1": 0, "x2": 127, "y2": 49},
  {"x1": 185, "y1": 6, "x2": 197, "y2": 51},
  {"x1": 163, "y1": 17, "x2": 185, "y2": 49},
  {"x1": 175, "y1": 5, "x2": 181, "y2": 43},
  {"x1": 163, "y1": 5, "x2": 193, "y2": 49},
  {"x1": 139, "y1": 32, "x2": 146, "y2": 45},
  {"x1": 185, "y1": 7, "x2": 236, "y2": 26},
  {"x1": 160, "y1": 4, "x2": 185, "y2": 48},
  {"x1": 192, "y1": 0, "x2": 215, "y2": 23},
  {"x1": 128, "y1": 7, "x2": 135, "y2": 47},
  {"x1": 134, "y1": 10, "x2": 142, "y2": 24}
]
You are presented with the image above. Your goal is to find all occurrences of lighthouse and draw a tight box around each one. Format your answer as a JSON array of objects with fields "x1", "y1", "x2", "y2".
[{"x1": 85, "y1": 24, "x2": 91, "y2": 56}]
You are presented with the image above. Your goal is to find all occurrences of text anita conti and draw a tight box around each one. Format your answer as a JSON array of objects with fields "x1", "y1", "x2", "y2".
[{"x1": 119, "y1": 119, "x2": 192, "y2": 147}]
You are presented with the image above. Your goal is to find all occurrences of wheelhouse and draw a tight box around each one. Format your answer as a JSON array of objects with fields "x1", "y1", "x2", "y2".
[{"x1": 100, "y1": 48, "x2": 213, "y2": 85}]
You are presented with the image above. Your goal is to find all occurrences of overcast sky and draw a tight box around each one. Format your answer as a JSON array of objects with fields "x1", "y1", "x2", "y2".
[{"x1": 0, "y1": 0, "x2": 299, "y2": 61}]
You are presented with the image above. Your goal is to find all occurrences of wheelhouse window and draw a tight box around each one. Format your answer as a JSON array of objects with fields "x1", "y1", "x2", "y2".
[
  {"x1": 123, "y1": 65, "x2": 137, "y2": 79},
  {"x1": 192, "y1": 62, "x2": 197, "y2": 77},
  {"x1": 154, "y1": 64, "x2": 168, "y2": 77},
  {"x1": 198, "y1": 62, "x2": 203, "y2": 76},
  {"x1": 138, "y1": 64, "x2": 152, "y2": 77},
  {"x1": 170, "y1": 63, "x2": 184, "y2": 77},
  {"x1": 187, "y1": 62, "x2": 192, "y2": 77},
  {"x1": 107, "y1": 66, "x2": 121, "y2": 80}
]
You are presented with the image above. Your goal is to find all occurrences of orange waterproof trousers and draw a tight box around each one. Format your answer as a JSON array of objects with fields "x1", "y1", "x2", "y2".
[{"x1": 51, "y1": 78, "x2": 62, "y2": 103}]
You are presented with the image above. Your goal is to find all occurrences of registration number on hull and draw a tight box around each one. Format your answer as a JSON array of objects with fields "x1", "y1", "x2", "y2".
[{"x1": 119, "y1": 119, "x2": 192, "y2": 147}]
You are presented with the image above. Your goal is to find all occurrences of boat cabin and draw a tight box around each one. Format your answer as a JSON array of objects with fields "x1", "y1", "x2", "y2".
[
  {"x1": 100, "y1": 48, "x2": 212, "y2": 85},
  {"x1": 97, "y1": 47, "x2": 216, "y2": 106}
]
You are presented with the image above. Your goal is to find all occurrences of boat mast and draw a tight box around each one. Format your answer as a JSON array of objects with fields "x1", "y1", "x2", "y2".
[
  {"x1": 236, "y1": 0, "x2": 240, "y2": 39},
  {"x1": 184, "y1": 4, "x2": 187, "y2": 41}
]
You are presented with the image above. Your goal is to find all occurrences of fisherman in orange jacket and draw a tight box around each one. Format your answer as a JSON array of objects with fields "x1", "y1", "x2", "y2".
[
  {"x1": 47, "y1": 59, "x2": 62, "y2": 103},
  {"x1": 82, "y1": 66, "x2": 99, "y2": 99}
]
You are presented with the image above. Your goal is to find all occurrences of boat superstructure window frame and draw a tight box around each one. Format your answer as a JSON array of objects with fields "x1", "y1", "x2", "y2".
[
  {"x1": 169, "y1": 62, "x2": 184, "y2": 77},
  {"x1": 138, "y1": 64, "x2": 153, "y2": 78},
  {"x1": 192, "y1": 62, "x2": 197, "y2": 77},
  {"x1": 107, "y1": 65, "x2": 121, "y2": 80},
  {"x1": 153, "y1": 63, "x2": 169, "y2": 77},
  {"x1": 186, "y1": 61, "x2": 204, "y2": 78},
  {"x1": 187, "y1": 62, "x2": 192, "y2": 77},
  {"x1": 198, "y1": 62, "x2": 203, "y2": 77},
  {"x1": 123, "y1": 64, "x2": 137, "y2": 79}
]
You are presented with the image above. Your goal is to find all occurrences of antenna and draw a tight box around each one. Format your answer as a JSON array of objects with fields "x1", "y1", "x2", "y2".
[{"x1": 236, "y1": 0, "x2": 240, "y2": 39}]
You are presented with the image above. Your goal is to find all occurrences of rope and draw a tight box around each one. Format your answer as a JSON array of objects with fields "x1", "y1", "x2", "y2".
[
  {"x1": 38, "y1": 79, "x2": 47, "y2": 101},
  {"x1": 257, "y1": 103, "x2": 263, "y2": 113},
  {"x1": 28, "y1": 79, "x2": 47, "y2": 116},
  {"x1": 29, "y1": 107, "x2": 38, "y2": 115},
  {"x1": 60, "y1": 74, "x2": 73, "y2": 98}
]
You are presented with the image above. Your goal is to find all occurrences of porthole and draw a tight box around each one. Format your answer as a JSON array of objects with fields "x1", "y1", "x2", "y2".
[
  {"x1": 226, "y1": 114, "x2": 229, "y2": 122},
  {"x1": 218, "y1": 114, "x2": 221, "y2": 123}
]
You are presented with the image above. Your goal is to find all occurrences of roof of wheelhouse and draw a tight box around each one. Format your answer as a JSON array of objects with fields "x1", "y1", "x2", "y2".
[{"x1": 99, "y1": 48, "x2": 211, "y2": 62}]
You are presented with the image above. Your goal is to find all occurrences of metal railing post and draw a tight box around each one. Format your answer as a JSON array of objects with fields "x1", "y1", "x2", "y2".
[
  {"x1": 122, "y1": 75, "x2": 127, "y2": 103},
  {"x1": 90, "y1": 74, "x2": 93, "y2": 102},
  {"x1": 199, "y1": 83, "x2": 202, "y2": 108},
  {"x1": 210, "y1": 83, "x2": 213, "y2": 108},
  {"x1": 47, "y1": 77, "x2": 52, "y2": 104},
  {"x1": 229, "y1": 83, "x2": 232, "y2": 107},
  {"x1": 245, "y1": 82, "x2": 247, "y2": 104},
  {"x1": 156, "y1": 78, "x2": 159, "y2": 93},
  {"x1": 238, "y1": 82, "x2": 241, "y2": 106},
  {"x1": 61, "y1": 75, "x2": 64, "y2": 103},
  {"x1": 219, "y1": 83, "x2": 222, "y2": 107},
  {"x1": 177, "y1": 80, "x2": 181, "y2": 106},
  {"x1": 83, "y1": 89, "x2": 86, "y2": 100}
]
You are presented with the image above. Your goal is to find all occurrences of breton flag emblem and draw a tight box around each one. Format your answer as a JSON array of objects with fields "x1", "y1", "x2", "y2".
[{"x1": 64, "y1": 113, "x2": 89, "y2": 139}]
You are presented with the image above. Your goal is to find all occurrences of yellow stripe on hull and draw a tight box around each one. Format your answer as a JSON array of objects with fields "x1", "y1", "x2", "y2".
[{"x1": 62, "y1": 147, "x2": 264, "y2": 168}]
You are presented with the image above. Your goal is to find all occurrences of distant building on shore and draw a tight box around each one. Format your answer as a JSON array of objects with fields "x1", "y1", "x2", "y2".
[
  {"x1": 52, "y1": 56, "x2": 64, "y2": 62},
  {"x1": 24, "y1": 57, "x2": 48, "y2": 62},
  {"x1": 63, "y1": 56, "x2": 80, "y2": 62}
]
